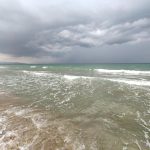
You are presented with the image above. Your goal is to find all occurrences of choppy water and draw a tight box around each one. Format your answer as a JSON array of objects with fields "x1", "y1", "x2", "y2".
[{"x1": 0, "y1": 64, "x2": 150, "y2": 150}]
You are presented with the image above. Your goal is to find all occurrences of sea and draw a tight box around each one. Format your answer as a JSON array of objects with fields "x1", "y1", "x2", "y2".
[{"x1": 0, "y1": 64, "x2": 150, "y2": 150}]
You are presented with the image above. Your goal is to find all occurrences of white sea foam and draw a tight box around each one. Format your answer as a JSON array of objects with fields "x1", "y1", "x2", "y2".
[
  {"x1": 23, "y1": 71, "x2": 94, "y2": 80},
  {"x1": 144, "y1": 131, "x2": 150, "y2": 148},
  {"x1": 72, "y1": 140, "x2": 85, "y2": 150},
  {"x1": 123, "y1": 146, "x2": 128, "y2": 150},
  {"x1": 30, "y1": 66, "x2": 36, "y2": 68},
  {"x1": 63, "y1": 75, "x2": 94, "y2": 80},
  {"x1": 5, "y1": 107, "x2": 32, "y2": 117},
  {"x1": 0, "y1": 115, "x2": 7, "y2": 137},
  {"x1": 31, "y1": 114, "x2": 47, "y2": 129},
  {"x1": 15, "y1": 108, "x2": 32, "y2": 116},
  {"x1": 0, "y1": 91, "x2": 8, "y2": 96},
  {"x1": 23, "y1": 71, "x2": 52, "y2": 77},
  {"x1": 0, "y1": 116, "x2": 7, "y2": 123},
  {"x1": 134, "y1": 140, "x2": 142, "y2": 150},
  {"x1": 64, "y1": 75, "x2": 80, "y2": 80},
  {"x1": 0, "y1": 130, "x2": 19, "y2": 149},
  {"x1": 19, "y1": 144, "x2": 31, "y2": 150},
  {"x1": 42, "y1": 66, "x2": 48, "y2": 69},
  {"x1": 0, "y1": 66, "x2": 7, "y2": 69},
  {"x1": 104, "y1": 78, "x2": 150, "y2": 86},
  {"x1": 31, "y1": 72, "x2": 49, "y2": 76},
  {"x1": 95, "y1": 69, "x2": 150, "y2": 76}
]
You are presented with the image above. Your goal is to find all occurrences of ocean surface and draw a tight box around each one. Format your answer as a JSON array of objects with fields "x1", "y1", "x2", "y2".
[{"x1": 0, "y1": 64, "x2": 150, "y2": 150}]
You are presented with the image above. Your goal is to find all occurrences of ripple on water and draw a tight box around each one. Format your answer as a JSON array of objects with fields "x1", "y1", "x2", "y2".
[{"x1": 0, "y1": 68, "x2": 150, "y2": 149}]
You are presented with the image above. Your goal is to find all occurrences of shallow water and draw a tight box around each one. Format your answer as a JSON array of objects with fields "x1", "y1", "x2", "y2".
[{"x1": 0, "y1": 64, "x2": 150, "y2": 150}]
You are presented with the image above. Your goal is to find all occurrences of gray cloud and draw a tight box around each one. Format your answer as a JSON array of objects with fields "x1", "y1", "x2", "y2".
[
  {"x1": 0, "y1": 0, "x2": 150, "y2": 63},
  {"x1": 29, "y1": 18, "x2": 150, "y2": 53}
]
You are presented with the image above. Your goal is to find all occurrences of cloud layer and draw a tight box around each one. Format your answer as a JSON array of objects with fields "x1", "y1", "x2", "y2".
[{"x1": 0, "y1": 0, "x2": 150, "y2": 63}]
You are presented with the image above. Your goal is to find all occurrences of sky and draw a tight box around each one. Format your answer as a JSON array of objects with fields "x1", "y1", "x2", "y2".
[{"x1": 0, "y1": 0, "x2": 150, "y2": 63}]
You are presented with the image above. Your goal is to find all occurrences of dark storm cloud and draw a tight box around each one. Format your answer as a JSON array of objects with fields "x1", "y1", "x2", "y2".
[
  {"x1": 33, "y1": 18, "x2": 150, "y2": 50},
  {"x1": 0, "y1": 0, "x2": 150, "y2": 63},
  {"x1": 0, "y1": 0, "x2": 93, "y2": 58}
]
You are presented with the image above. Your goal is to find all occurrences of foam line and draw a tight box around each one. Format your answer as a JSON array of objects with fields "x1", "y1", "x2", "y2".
[
  {"x1": 104, "y1": 78, "x2": 150, "y2": 86},
  {"x1": 95, "y1": 69, "x2": 150, "y2": 76}
]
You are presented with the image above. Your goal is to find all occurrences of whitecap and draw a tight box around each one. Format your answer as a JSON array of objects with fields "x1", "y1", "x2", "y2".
[
  {"x1": 42, "y1": 66, "x2": 48, "y2": 69},
  {"x1": 23, "y1": 71, "x2": 51, "y2": 77},
  {"x1": 64, "y1": 75, "x2": 80, "y2": 80},
  {"x1": 31, "y1": 72, "x2": 49, "y2": 76},
  {"x1": 95, "y1": 69, "x2": 150, "y2": 76},
  {"x1": 63, "y1": 75, "x2": 94, "y2": 80},
  {"x1": 103, "y1": 78, "x2": 150, "y2": 86},
  {"x1": 0, "y1": 66, "x2": 7, "y2": 69},
  {"x1": 30, "y1": 66, "x2": 36, "y2": 68}
]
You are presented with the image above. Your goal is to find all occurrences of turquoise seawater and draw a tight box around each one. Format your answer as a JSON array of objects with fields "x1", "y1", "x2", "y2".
[{"x1": 0, "y1": 64, "x2": 150, "y2": 149}]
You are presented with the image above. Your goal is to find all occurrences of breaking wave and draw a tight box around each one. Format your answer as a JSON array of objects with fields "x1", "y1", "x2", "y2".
[
  {"x1": 95, "y1": 69, "x2": 150, "y2": 76},
  {"x1": 103, "y1": 78, "x2": 150, "y2": 86}
]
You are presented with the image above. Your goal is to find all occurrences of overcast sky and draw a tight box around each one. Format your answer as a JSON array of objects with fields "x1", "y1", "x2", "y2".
[{"x1": 0, "y1": 0, "x2": 150, "y2": 63}]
